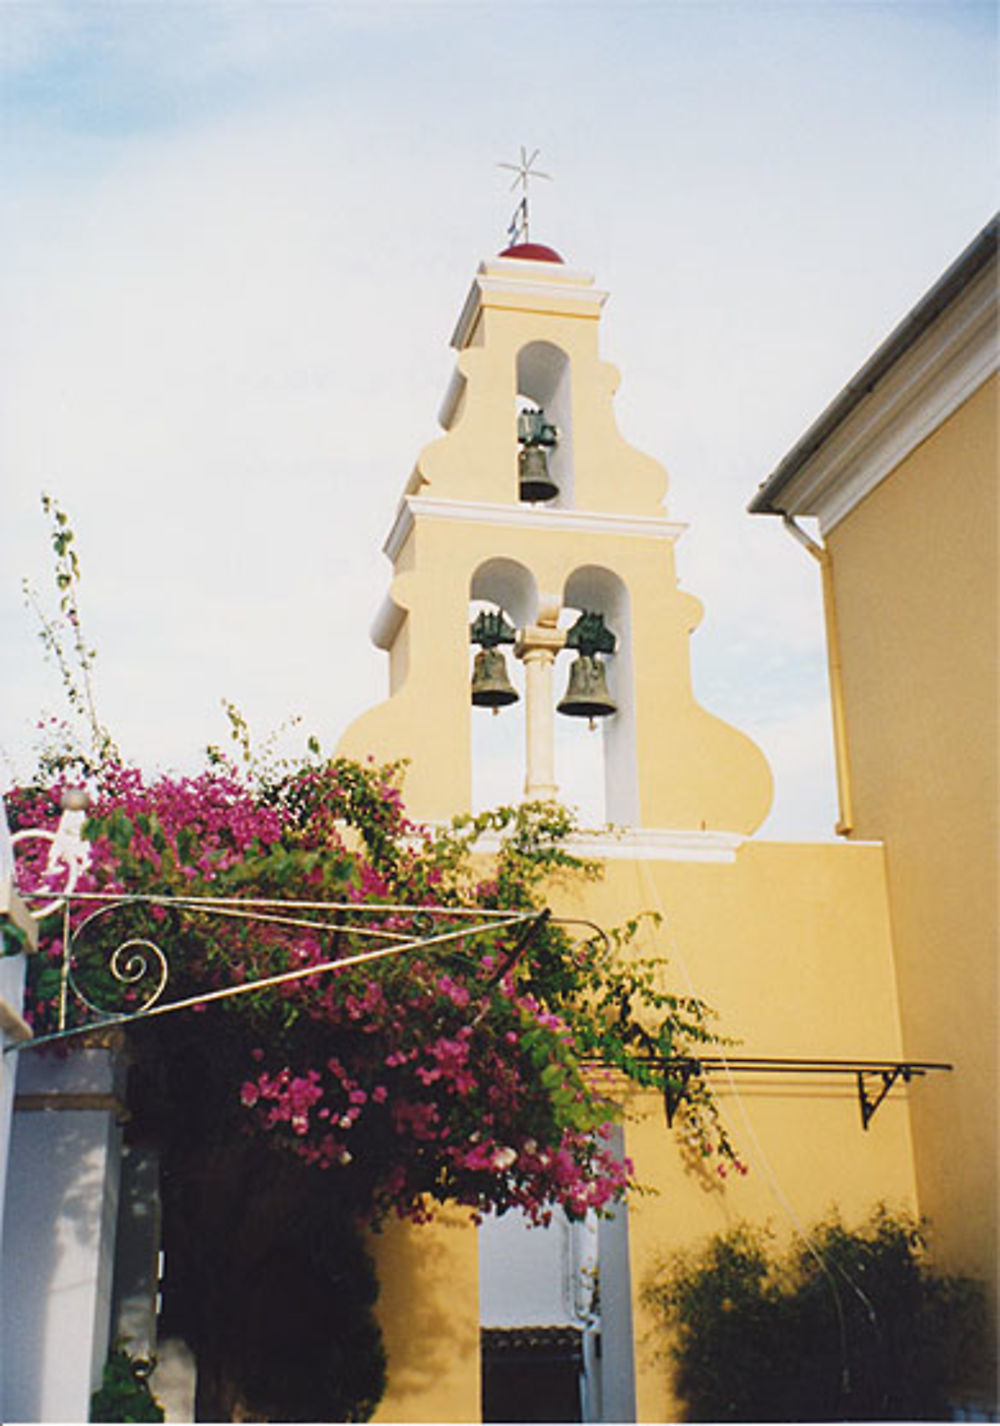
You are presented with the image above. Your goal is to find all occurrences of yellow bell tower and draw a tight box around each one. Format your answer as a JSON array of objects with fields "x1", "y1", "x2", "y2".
[
  {"x1": 341, "y1": 235, "x2": 930, "y2": 1426},
  {"x1": 338, "y1": 240, "x2": 773, "y2": 836}
]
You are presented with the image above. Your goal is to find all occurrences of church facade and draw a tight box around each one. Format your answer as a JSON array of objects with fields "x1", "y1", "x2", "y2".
[
  {"x1": 0, "y1": 222, "x2": 994, "y2": 1422},
  {"x1": 335, "y1": 237, "x2": 972, "y2": 1421}
]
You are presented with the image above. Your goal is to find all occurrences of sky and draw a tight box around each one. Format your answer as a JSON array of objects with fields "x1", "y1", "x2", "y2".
[{"x1": 1, "y1": 0, "x2": 996, "y2": 838}]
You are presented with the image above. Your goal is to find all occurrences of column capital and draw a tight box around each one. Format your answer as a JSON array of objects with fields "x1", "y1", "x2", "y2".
[{"x1": 515, "y1": 626, "x2": 566, "y2": 661}]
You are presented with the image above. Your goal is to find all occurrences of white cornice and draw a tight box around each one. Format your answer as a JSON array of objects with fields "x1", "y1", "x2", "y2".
[
  {"x1": 455, "y1": 825, "x2": 746, "y2": 864},
  {"x1": 567, "y1": 826, "x2": 744, "y2": 863},
  {"x1": 383, "y1": 496, "x2": 686, "y2": 562},
  {"x1": 767, "y1": 261, "x2": 998, "y2": 533},
  {"x1": 451, "y1": 262, "x2": 608, "y2": 350}
]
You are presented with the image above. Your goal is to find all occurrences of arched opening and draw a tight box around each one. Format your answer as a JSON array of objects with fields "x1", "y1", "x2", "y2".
[
  {"x1": 469, "y1": 560, "x2": 538, "y2": 813},
  {"x1": 556, "y1": 568, "x2": 638, "y2": 828},
  {"x1": 516, "y1": 342, "x2": 574, "y2": 510}
]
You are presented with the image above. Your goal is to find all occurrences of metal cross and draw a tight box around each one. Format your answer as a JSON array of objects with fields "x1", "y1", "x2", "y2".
[{"x1": 497, "y1": 146, "x2": 552, "y2": 245}]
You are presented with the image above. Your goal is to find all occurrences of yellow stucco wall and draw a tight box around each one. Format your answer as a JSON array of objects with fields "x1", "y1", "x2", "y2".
[
  {"x1": 339, "y1": 254, "x2": 771, "y2": 833},
  {"x1": 369, "y1": 1209, "x2": 481, "y2": 1424},
  {"x1": 370, "y1": 838, "x2": 918, "y2": 1423},
  {"x1": 341, "y1": 516, "x2": 772, "y2": 831},
  {"x1": 348, "y1": 250, "x2": 930, "y2": 1422},
  {"x1": 826, "y1": 374, "x2": 998, "y2": 1358},
  {"x1": 554, "y1": 841, "x2": 918, "y2": 1423}
]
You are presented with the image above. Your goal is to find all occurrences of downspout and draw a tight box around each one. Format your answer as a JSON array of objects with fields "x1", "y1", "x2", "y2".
[{"x1": 780, "y1": 515, "x2": 855, "y2": 836}]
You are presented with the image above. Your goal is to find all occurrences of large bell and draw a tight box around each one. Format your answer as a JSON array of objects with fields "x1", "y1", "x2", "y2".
[
  {"x1": 557, "y1": 654, "x2": 617, "y2": 725},
  {"x1": 518, "y1": 446, "x2": 559, "y2": 503},
  {"x1": 471, "y1": 647, "x2": 519, "y2": 713}
]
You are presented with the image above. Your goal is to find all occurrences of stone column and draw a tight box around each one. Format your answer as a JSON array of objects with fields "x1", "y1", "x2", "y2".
[{"x1": 515, "y1": 624, "x2": 565, "y2": 801}]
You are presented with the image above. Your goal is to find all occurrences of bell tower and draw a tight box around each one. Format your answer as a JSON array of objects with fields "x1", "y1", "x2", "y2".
[{"x1": 337, "y1": 241, "x2": 772, "y2": 836}]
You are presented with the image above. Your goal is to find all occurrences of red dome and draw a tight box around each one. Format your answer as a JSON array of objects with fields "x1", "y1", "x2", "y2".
[{"x1": 498, "y1": 241, "x2": 564, "y2": 263}]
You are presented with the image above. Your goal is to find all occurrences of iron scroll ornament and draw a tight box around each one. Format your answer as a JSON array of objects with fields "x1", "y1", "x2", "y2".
[{"x1": 4, "y1": 892, "x2": 574, "y2": 1054}]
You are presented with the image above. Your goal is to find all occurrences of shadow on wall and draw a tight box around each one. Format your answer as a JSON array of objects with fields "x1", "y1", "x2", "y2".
[{"x1": 369, "y1": 1208, "x2": 479, "y2": 1413}]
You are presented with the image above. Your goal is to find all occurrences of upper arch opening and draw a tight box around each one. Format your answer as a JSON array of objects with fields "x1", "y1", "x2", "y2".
[{"x1": 516, "y1": 342, "x2": 574, "y2": 509}]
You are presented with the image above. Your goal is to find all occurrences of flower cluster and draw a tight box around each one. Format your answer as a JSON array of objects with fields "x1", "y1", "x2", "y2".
[{"x1": 8, "y1": 754, "x2": 737, "y2": 1227}]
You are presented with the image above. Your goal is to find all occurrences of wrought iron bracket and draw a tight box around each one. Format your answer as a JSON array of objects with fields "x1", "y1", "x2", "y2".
[
  {"x1": 857, "y1": 1064, "x2": 912, "y2": 1130},
  {"x1": 655, "y1": 1056, "x2": 952, "y2": 1133},
  {"x1": 2, "y1": 891, "x2": 605, "y2": 1057},
  {"x1": 663, "y1": 1059, "x2": 700, "y2": 1128}
]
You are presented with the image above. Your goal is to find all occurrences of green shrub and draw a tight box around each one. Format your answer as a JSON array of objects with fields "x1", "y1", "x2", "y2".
[
  {"x1": 90, "y1": 1346, "x2": 164, "y2": 1423},
  {"x1": 646, "y1": 1206, "x2": 988, "y2": 1421}
]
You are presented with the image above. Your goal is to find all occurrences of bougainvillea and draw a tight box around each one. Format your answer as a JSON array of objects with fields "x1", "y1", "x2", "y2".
[
  {"x1": 6, "y1": 496, "x2": 743, "y2": 1420},
  {"x1": 7, "y1": 754, "x2": 739, "y2": 1228}
]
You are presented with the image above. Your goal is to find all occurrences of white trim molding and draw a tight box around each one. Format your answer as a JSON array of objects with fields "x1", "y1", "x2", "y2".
[
  {"x1": 465, "y1": 824, "x2": 746, "y2": 864},
  {"x1": 750, "y1": 223, "x2": 998, "y2": 534},
  {"x1": 567, "y1": 826, "x2": 745, "y2": 863},
  {"x1": 383, "y1": 495, "x2": 686, "y2": 562},
  {"x1": 451, "y1": 258, "x2": 608, "y2": 350},
  {"x1": 794, "y1": 265, "x2": 996, "y2": 533}
]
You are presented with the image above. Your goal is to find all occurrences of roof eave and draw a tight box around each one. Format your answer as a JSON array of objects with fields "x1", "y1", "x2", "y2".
[{"x1": 748, "y1": 212, "x2": 999, "y2": 517}]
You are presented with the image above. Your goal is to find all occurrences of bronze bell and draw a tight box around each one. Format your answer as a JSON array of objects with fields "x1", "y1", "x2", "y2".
[
  {"x1": 518, "y1": 446, "x2": 559, "y2": 503},
  {"x1": 471, "y1": 647, "x2": 519, "y2": 713},
  {"x1": 557, "y1": 654, "x2": 617, "y2": 726}
]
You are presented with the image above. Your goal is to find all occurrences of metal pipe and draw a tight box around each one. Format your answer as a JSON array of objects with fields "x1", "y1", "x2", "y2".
[{"x1": 780, "y1": 515, "x2": 854, "y2": 836}]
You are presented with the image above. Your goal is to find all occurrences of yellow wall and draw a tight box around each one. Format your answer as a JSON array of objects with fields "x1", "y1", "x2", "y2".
[
  {"x1": 551, "y1": 840, "x2": 918, "y2": 1422},
  {"x1": 338, "y1": 255, "x2": 772, "y2": 833},
  {"x1": 369, "y1": 1209, "x2": 481, "y2": 1424},
  {"x1": 347, "y1": 251, "x2": 931, "y2": 1421},
  {"x1": 341, "y1": 516, "x2": 772, "y2": 831},
  {"x1": 369, "y1": 838, "x2": 918, "y2": 1424},
  {"x1": 826, "y1": 375, "x2": 998, "y2": 1364}
]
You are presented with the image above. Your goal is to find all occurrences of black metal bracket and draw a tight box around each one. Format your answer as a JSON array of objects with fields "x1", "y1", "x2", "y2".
[
  {"x1": 651, "y1": 1056, "x2": 952, "y2": 1133},
  {"x1": 857, "y1": 1064, "x2": 913, "y2": 1130},
  {"x1": 663, "y1": 1059, "x2": 700, "y2": 1127}
]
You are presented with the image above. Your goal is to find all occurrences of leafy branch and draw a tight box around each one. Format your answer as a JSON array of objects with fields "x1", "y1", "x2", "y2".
[{"x1": 22, "y1": 494, "x2": 118, "y2": 774}]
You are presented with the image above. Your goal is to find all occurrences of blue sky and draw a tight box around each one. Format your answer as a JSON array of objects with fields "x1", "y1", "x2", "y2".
[{"x1": 1, "y1": 1, "x2": 996, "y2": 835}]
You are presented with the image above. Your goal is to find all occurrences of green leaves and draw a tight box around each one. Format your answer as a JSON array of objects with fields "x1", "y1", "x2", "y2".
[
  {"x1": 645, "y1": 1208, "x2": 990, "y2": 1422},
  {"x1": 106, "y1": 810, "x2": 135, "y2": 851},
  {"x1": 90, "y1": 1346, "x2": 163, "y2": 1423}
]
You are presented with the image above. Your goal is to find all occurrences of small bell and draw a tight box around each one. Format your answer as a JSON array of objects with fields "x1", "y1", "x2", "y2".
[
  {"x1": 471, "y1": 647, "x2": 519, "y2": 714},
  {"x1": 557, "y1": 653, "x2": 617, "y2": 728},
  {"x1": 518, "y1": 446, "x2": 558, "y2": 503}
]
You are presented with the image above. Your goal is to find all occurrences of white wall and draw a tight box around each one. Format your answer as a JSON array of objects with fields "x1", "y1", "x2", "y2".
[{"x1": 1, "y1": 1048, "x2": 123, "y2": 1423}]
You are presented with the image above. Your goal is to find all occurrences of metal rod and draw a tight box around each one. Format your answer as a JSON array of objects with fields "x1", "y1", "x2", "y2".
[
  {"x1": 646, "y1": 1056, "x2": 953, "y2": 1072},
  {"x1": 23, "y1": 889, "x2": 525, "y2": 918},
  {"x1": 57, "y1": 903, "x2": 71, "y2": 1032},
  {"x1": 8, "y1": 911, "x2": 542, "y2": 1054}
]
